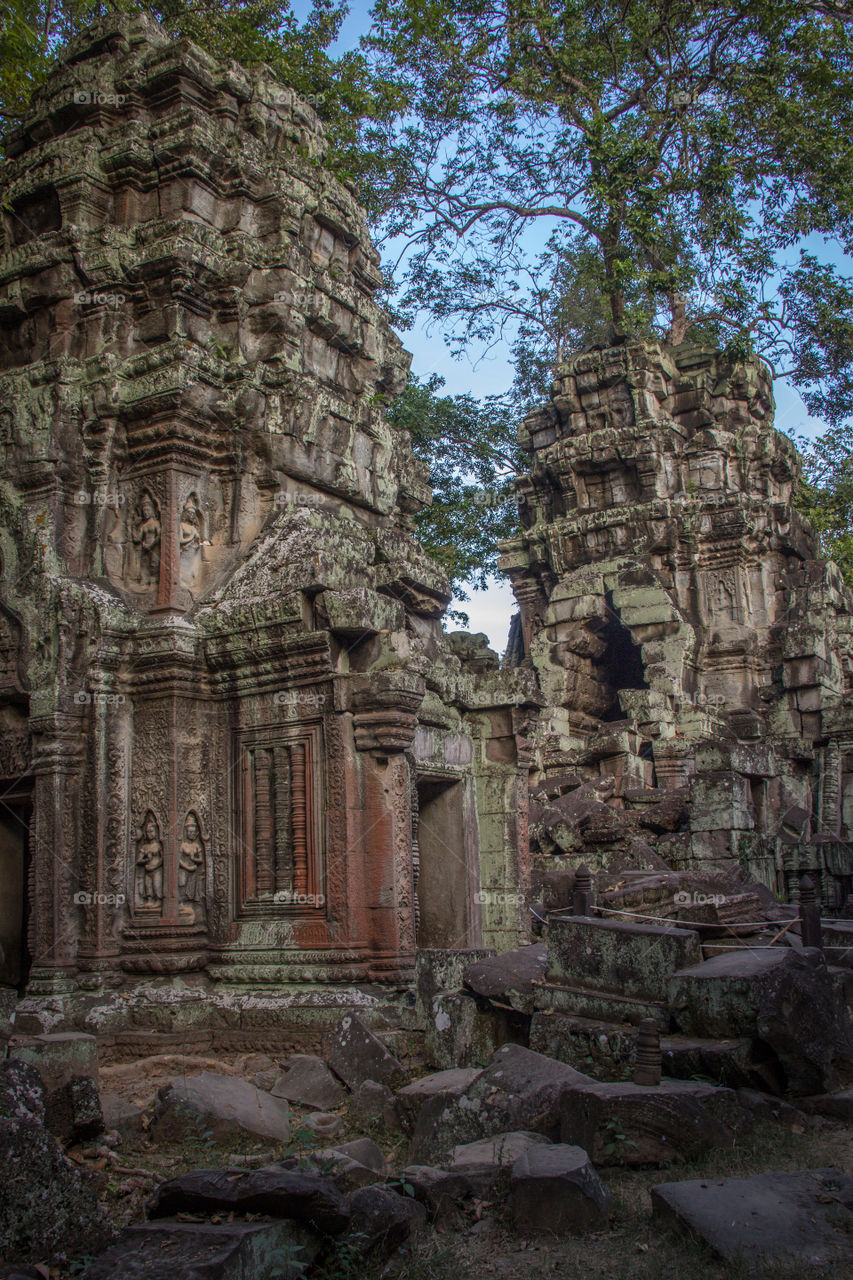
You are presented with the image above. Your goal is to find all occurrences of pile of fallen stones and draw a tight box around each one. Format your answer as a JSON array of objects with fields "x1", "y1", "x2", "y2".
[{"x1": 4, "y1": 1006, "x2": 853, "y2": 1275}]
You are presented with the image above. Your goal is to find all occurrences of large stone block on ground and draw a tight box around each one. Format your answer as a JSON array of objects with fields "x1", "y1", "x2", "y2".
[
  {"x1": 395, "y1": 1067, "x2": 482, "y2": 1135},
  {"x1": 80, "y1": 1221, "x2": 316, "y2": 1280},
  {"x1": 651, "y1": 1168, "x2": 853, "y2": 1266},
  {"x1": 416, "y1": 948, "x2": 497, "y2": 1022},
  {"x1": 327, "y1": 1015, "x2": 405, "y2": 1090},
  {"x1": 343, "y1": 1185, "x2": 426, "y2": 1258},
  {"x1": 560, "y1": 1078, "x2": 744, "y2": 1166},
  {"x1": 423, "y1": 990, "x2": 515, "y2": 1070},
  {"x1": 463, "y1": 944, "x2": 548, "y2": 1014},
  {"x1": 9, "y1": 1032, "x2": 98, "y2": 1090},
  {"x1": 448, "y1": 1131, "x2": 551, "y2": 1193},
  {"x1": 548, "y1": 916, "x2": 702, "y2": 999},
  {"x1": 152, "y1": 1072, "x2": 291, "y2": 1144},
  {"x1": 271, "y1": 1054, "x2": 345, "y2": 1111},
  {"x1": 410, "y1": 1045, "x2": 592, "y2": 1164},
  {"x1": 667, "y1": 948, "x2": 853, "y2": 1095},
  {"x1": 0, "y1": 1118, "x2": 115, "y2": 1266},
  {"x1": 449, "y1": 1131, "x2": 550, "y2": 1172},
  {"x1": 150, "y1": 1166, "x2": 350, "y2": 1235},
  {"x1": 511, "y1": 1144, "x2": 610, "y2": 1234}
]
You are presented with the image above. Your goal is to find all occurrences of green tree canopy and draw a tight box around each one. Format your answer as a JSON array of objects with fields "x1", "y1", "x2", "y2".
[
  {"x1": 386, "y1": 374, "x2": 522, "y2": 613},
  {"x1": 365, "y1": 0, "x2": 853, "y2": 418}
]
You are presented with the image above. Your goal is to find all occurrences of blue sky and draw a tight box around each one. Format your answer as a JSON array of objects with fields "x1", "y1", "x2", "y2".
[{"x1": 293, "y1": 0, "x2": 835, "y2": 653}]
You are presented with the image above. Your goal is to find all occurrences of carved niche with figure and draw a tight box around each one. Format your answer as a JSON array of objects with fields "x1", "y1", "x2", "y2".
[{"x1": 134, "y1": 810, "x2": 164, "y2": 912}]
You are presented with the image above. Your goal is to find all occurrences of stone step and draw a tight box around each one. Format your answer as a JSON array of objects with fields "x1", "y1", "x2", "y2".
[{"x1": 529, "y1": 1008, "x2": 772, "y2": 1088}]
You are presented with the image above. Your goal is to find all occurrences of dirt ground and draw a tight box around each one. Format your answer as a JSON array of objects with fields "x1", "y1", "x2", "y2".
[{"x1": 62, "y1": 1052, "x2": 853, "y2": 1280}]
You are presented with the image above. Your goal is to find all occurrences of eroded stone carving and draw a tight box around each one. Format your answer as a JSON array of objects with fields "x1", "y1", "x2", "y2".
[
  {"x1": 0, "y1": 13, "x2": 536, "y2": 1025},
  {"x1": 503, "y1": 337, "x2": 853, "y2": 900}
]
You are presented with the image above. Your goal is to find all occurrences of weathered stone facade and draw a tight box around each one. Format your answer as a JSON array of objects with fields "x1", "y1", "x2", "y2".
[
  {"x1": 0, "y1": 15, "x2": 537, "y2": 1032},
  {"x1": 501, "y1": 339, "x2": 853, "y2": 902}
]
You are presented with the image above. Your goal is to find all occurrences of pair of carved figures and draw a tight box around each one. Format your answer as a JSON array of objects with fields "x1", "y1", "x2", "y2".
[
  {"x1": 124, "y1": 490, "x2": 203, "y2": 589},
  {"x1": 135, "y1": 809, "x2": 205, "y2": 919}
]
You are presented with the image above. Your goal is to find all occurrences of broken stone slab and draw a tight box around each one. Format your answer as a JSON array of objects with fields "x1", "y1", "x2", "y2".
[
  {"x1": 651, "y1": 1168, "x2": 853, "y2": 1266},
  {"x1": 149, "y1": 1166, "x2": 350, "y2": 1235},
  {"x1": 343, "y1": 1185, "x2": 426, "y2": 1258},
  {"x1": 327, "y1": 1015, "x2": 406, "y2": 1091},
  {"x1": 9, "y1": 1032, "x2": 99, "y2": 1091},
  {"x1": 45, "y1": 1075, "x2": 104, "y2": 1143},
  {"x1": 333, "y1": 1136, "x2": 387, "y2": 1175},
  {"x1": 80, "y1": 1221, "x2": 317, "y2": 1280},
  {"x1": 667, "y1": 948, "x2": 853, "y2": 1095},
  {"x1": 395, "y1": 1067, "x2": 482, "y2": 1135},
  {"x1": 0, "y1": 1118, "x2": 115, "y2": 1266},
  {"x1": 100, "y1": 1093, "x2": 145, "y2": 1142},
  {"x1": 547, "y1": 916, "x2": 702, "y2": 1000},
  {"x1": 560, "y1": 1077, "x2": 745, "y2": 1166},
  {"x1": 410, "y1": 1046, "x2": 593, "y2": 1164},
  {"x1": 0, "y1": 1058, "x2": 45, "y2": 1124},
  {"x1": 511, "y1": 1145, "x2": 611, "y2": 1234},
  {"x1": 271, "y1": 1054, "x2": 345, "y2": 1111},
  {"x1": 308, "y1": 1139, "x2": 388, "y2": 1192},
  {"x1": 462, "y1": 944, "x2": 548, "y2": 1014},
  {"x1": 152, "y1": 1072, "x2": 290, "y2": 1144}
]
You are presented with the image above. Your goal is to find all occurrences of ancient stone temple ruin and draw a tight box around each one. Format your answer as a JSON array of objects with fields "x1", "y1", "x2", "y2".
[
  {"x1": 502, "y1": 340, "x2": 853, "y2": 905},
  {"x1": 0, "y1": 15, "x2": 536, "y2": 1030},
  {"x1": 1, "y1": 16, "x2": 853, "y2": 1047}
]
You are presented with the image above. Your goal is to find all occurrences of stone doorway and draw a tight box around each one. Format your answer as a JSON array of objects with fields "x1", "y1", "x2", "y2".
[
  {"x1": 416, "y1": 777, "x2": 471, "y2": 949},
  {"x1": 0, "y1": 786, "x2": 31, "y2": 988}
]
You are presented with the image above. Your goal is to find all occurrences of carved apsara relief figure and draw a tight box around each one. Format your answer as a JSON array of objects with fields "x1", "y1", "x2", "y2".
[
  {"x1": 179, "y1": 493, "x2": 203, "y2": 592},
  {"x1": 714, "y1": 570, "x2": 743, "y2": 625},
  {"x1": 135, "y1": 810, "x2": 164, "y2": 910},
  {"x1": 126, "y1": 491, "x2": 161, "y2": 588},
  {"x1": 178, "y1": 810, "x2": 205, "y2": 921}
]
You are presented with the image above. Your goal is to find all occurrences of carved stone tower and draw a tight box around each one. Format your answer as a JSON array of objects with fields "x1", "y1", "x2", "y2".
[
  {"x1": 0, "y1": 15, "x2": 536, "y2": 1034},
  {"x1": 502, "y1": 338, "x2": 853, "y2": 898}
]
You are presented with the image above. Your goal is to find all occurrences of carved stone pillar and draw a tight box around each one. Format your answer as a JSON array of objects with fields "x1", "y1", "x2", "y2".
[{"x1": 27, "y1": 714, "x2": 85, "y2": 988}]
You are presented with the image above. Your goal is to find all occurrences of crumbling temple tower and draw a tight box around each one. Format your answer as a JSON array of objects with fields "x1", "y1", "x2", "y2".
[
  {"x1": 0, "y1": 15, "x2": 536, "y2": 1031},
  {"x1": 502, "y1": 339, "x2": 853, "y2": 901}
]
